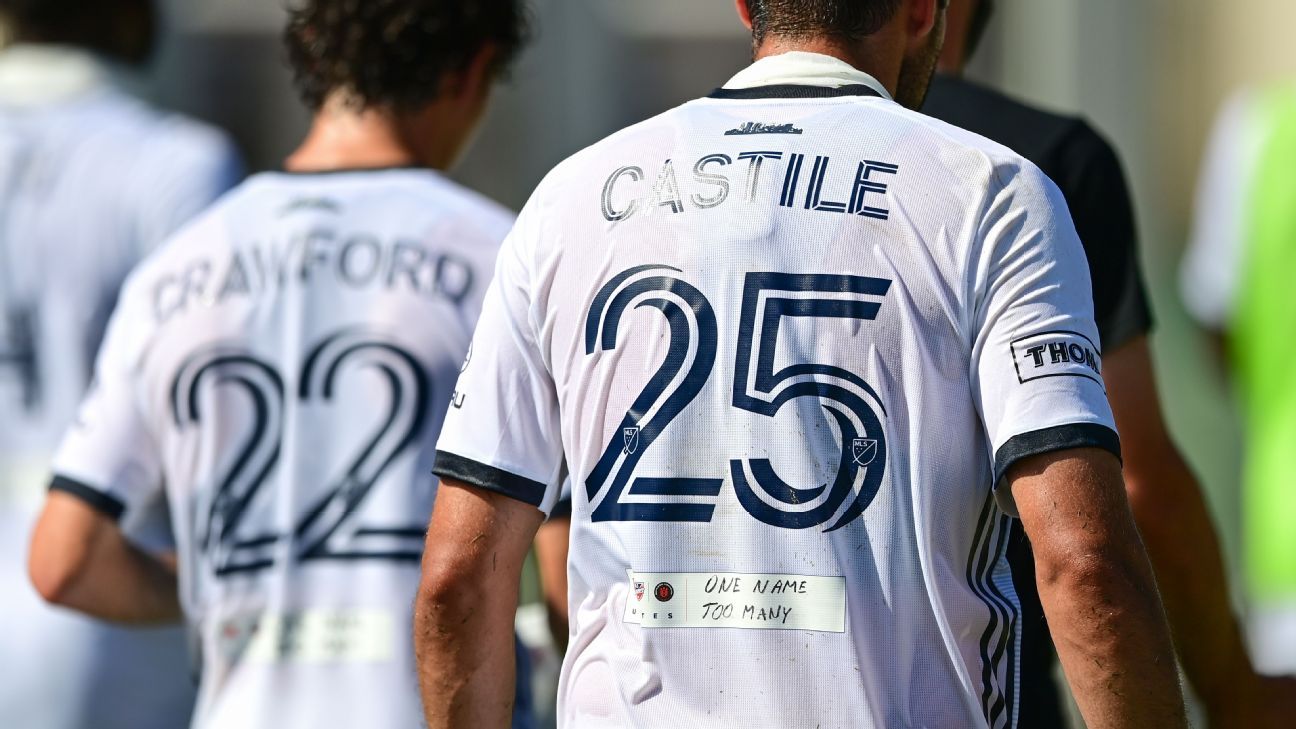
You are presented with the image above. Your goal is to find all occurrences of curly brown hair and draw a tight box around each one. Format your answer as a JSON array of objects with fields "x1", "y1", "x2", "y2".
[{"x1": 284, "y1": 0, "x2": 530, "y2": 111}]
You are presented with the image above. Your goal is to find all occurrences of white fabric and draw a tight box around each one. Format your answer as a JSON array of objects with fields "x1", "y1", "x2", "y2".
[
  {"x1": 1250, "y1": 603, "x2": 1296, "y2": 674},
  {"x1": 0, "y1": 44, "x2": 105, "y2": 106},
  {"x1": 1181, "y1": 89, "x2": 1268, "y2": 328},
  {"x1": 437, "y1": 54, "x2": 1116, "y2": 729},
  {"x1": 723, "y1": 50, "x2": 894, "y2": 100},
  {"x1": 0, "y1": 62, "x2": 240, "y2": 729},
  {"x1": 50, "y1": 169, "x2": 514, "y2": 729}
]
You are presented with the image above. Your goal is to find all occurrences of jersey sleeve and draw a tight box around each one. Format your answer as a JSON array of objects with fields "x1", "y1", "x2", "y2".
[
  {"x1": 48, "y1": 277, "x2": 163, "y2": 521},
  {"x1": 432, "y1": 200, "x2": 565, "y2": 514},
  {"x1": 1054, "y1": 122, "x2": 1153, "y2": 351},
  {"x1": 969, "y1": 161, "x2": 1121, "y2": 516}
]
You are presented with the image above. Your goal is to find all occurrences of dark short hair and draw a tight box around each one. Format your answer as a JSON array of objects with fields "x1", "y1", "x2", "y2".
[
  {"x1": 0, "y1": 0, "x2": 155, "y2": 63},
  {"x1": 966, "y1": 0, "x2": 995, "y2": 61},
  {"x1": 284, "y1": 0, "x2": 530, "y2": 112},
  {"x1": 747, "y1": 0, "x2": 904, "y2": 42}
]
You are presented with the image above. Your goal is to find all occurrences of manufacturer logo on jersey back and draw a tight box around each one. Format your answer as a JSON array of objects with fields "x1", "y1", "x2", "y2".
[
  {"x1": 1010, "y1": 330, "x2": 1103, "y2": 386},
  {"x1": 724, "y1": 121, "x2": 804, "y2": 136}
]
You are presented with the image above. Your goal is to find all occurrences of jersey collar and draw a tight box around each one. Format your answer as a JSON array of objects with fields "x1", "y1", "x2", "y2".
[
  {"x1": 711, "y1": 51, "x2": 893, "y2": 101},
  {"x1": 0, "y1": 44, "x2": 108, "y2": 107}
]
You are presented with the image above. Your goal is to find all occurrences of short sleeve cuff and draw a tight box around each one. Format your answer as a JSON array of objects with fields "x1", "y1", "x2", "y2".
[
  {"x1": 432, "y1": 451, "x2": 548, "y2": 508},
  {"x1": 49, "y1": 475, "x2": 126, "y2": 521},
  {"x1": 993, "y1": 423, "x2": 1122, "y2": 488}
]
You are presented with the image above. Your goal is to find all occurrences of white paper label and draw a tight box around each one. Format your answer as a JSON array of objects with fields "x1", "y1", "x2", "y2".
[
  {"x1": 216, "y1": 609, "x2": 395, "y2": 664},
  {"x1": 623, "y1": 570, "x2": 846, "y2": 633}
]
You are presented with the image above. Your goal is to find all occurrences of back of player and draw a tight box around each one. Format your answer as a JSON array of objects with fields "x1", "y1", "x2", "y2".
[
  {"x1": 0, "y1": 2, "x2": 240, "y2": 727},
  {"x1": 52, "y1": 169, "x2": 508, "y2": 726},
  {"x1": 435, "y1": 35, "x2": 1119, "y2": 729},
  {"x1": 31, "y1": 1, "x2": 532, "y2": 727}
]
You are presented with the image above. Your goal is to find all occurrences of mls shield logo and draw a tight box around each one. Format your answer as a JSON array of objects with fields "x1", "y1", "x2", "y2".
[
  {"x1": 851, "y1": 438, "x2": 878, "y2": 467},
  {"x1": 623, "y1": 427, "x2": 640, "y2": 455},
  {"x1": 634, "y1": 581, "x2": 646, "y2": 601}
]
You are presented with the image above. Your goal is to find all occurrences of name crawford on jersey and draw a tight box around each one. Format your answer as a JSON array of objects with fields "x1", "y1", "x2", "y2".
[
  {"x1": 601, "y1": 150, "x2": 901, "y2": 222},
  {"x1": 151, "y1": 227, "x2": 477, "y2": 325}
]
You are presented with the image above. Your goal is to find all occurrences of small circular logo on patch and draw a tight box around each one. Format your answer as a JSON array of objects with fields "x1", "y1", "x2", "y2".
[{"x1": 654, "y1": 582, "x2": 674, "y2": 602}]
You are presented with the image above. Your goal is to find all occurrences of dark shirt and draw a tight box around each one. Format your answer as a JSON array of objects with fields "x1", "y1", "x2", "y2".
[{"x1": 924, "y1": 74, "x2": 1154, "y2": 727}]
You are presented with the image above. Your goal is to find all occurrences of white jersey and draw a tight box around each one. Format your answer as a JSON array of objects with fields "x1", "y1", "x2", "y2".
[
  {"x1": 435, "y1": 53, "x2": 1119, "y2": 729},
  {"x1": 0, "y1": 45, "x2": 240, "y2": 729},
  {"x1": 50, "y1": 168, "x2": 515, "y2": 729}
]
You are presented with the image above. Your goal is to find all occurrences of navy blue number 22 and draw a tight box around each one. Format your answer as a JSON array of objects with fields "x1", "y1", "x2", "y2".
[{"x1": 584, "y1": 267, "x2": 891, "y2": 531}]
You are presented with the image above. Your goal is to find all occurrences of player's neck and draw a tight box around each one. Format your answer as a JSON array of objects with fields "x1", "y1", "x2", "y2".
[
  {"x1": 754, "y1": 36, "x2": 903, "y2": 98},
  {"x1": 285, "y1": 96, "x2": 460, "y2": 173}
]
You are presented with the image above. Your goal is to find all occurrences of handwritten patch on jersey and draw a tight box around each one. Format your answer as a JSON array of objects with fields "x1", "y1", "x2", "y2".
[
  {"x1": 1010, "y1": 330, "x2": 1102, "y2": 386},
  {"x1": 623, "y1": 570, "x2": 846, "y2": 633}
]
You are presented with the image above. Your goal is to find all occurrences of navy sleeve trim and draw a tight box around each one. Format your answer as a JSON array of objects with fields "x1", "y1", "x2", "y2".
[
  {"x1": 432, "y1": 451, "x2": 547, "y2": 508},
  {"x1": 49, "y1": 475, "x2": 125, "y2": 521},
  {"x1": 994, "y1": 424, "x2": 1122, "y2": 488}
]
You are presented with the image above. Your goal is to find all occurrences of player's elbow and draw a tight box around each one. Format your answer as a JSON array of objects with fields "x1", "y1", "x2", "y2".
[
  {"x1": 1032, "y1": 526, "x2": 1149, "y2": 603},
  {"x1": 416, "y1": 541, "x2": 491, "y2": 622},
  {"x1": 28, "y1": 540, "x2": 90, "y2": 607}
]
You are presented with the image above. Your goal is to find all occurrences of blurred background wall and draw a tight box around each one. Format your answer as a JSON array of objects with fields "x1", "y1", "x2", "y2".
[{"x1": 142, "y1": 0, "x2": 1290, "y2": 638}]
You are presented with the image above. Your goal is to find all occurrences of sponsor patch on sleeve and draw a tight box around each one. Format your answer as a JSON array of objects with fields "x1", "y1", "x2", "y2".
[{"x1": 1010, "y1": 330, "x2": 1103, "y2": 386}]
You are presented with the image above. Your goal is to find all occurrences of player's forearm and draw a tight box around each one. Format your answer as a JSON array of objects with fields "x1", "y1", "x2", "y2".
[
  {"x1": 32, "y1": 529, "x2": 180, "y2": 623},
  {"x1": 1125, "y1": 449, "x2": 1254, "y2": 715},
  {"x1": 1036, "y1": 538, "x2": 1187, "y2": 728},
  {"x1": 413, "y1": 573, "x2": 519, "y2": 729}
]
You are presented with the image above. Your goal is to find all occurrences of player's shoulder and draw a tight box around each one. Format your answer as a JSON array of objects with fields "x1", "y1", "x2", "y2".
[
  {"x1": 874, "y1": 95, "x2": 1054, "y2": 195},
  {"x1": 923, "y1": 76, "x2": 1118, "y2": 183},
  {"x1": 91, "y1": 89, "x2": 239, "y2": 167},
  {"x1": 524, "y1": 105, "x2": 688, "y2": 203},
  {"x1": 397, "y1": 170, "x2": 517, "y2": 240}
]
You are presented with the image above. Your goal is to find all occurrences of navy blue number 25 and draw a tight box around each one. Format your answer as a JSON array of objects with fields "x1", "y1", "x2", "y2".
[{"x1": 584, "y1": 267, "x2": 891, "y2": 531}]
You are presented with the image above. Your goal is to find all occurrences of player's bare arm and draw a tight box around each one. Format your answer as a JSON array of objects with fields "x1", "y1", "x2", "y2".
[
  {"x1": 1107, "y1": 336, "x2": 1296, "y2": 726},
  {"x1": 1011, "y1": 447, "x2": 1187, "y2": 728},
  {"x1": 533, "y1": 513, "x2": 571, "y2": 652},
  {"x1": 415, "y1": 480, "x2": 544, "y2": 729},
  {"x1": 28, "y1": 491, "x2": 181, "y2": 624}
]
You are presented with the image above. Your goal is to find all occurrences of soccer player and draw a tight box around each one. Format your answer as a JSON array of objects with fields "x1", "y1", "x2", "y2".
[
  {"x1": 26, "y1": 1, "x2": 532, "y2": 727},
  {"x1": 1184, "y1": 86, "x2": 1296, "y2": 691},
  {"x1": 415, "y1": 0, "x2": 1187, "y2": 726},
  {"x1": 926, "y1": 1, "x2": 1296, "y2": 724},
  {"x1": 0, "y1": 1, "x2": 240, "y2": 727}
]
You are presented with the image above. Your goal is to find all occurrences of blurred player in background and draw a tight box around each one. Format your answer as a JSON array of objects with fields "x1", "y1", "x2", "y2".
[
  {"x1": 1184, "y1": 86, "x2": 1296, "y2": 683},
  {"x1": 415, "y1": 0, "x2": 1187, "y2": 726},
  {"x1": 927, "y1": 1, "x2": 1296, "y2": 724},
  {"x1": 26, "y1": 0, "x2": 533, "y2": 727},
  {"x1": 0, "y1": 1, "x2": 241, "y2": 727}
]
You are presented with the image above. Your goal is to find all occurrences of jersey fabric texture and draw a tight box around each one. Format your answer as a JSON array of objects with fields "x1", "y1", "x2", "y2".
[
  {"x1": 48, "y1": 169, "x2": 531, "y2": 729},
  {"x1": 434, "y1": 53, "x2": 1120, "y2": 729},
  {"x1": 0, "y1": 45, "x2": 241, "y2": 729},
  {"x1": 924, "y1": 74, "x2": 1153, "y2": 726},
  {"x1": 1184, "y1": 87, "x2": 1296, "y2": 672}
]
